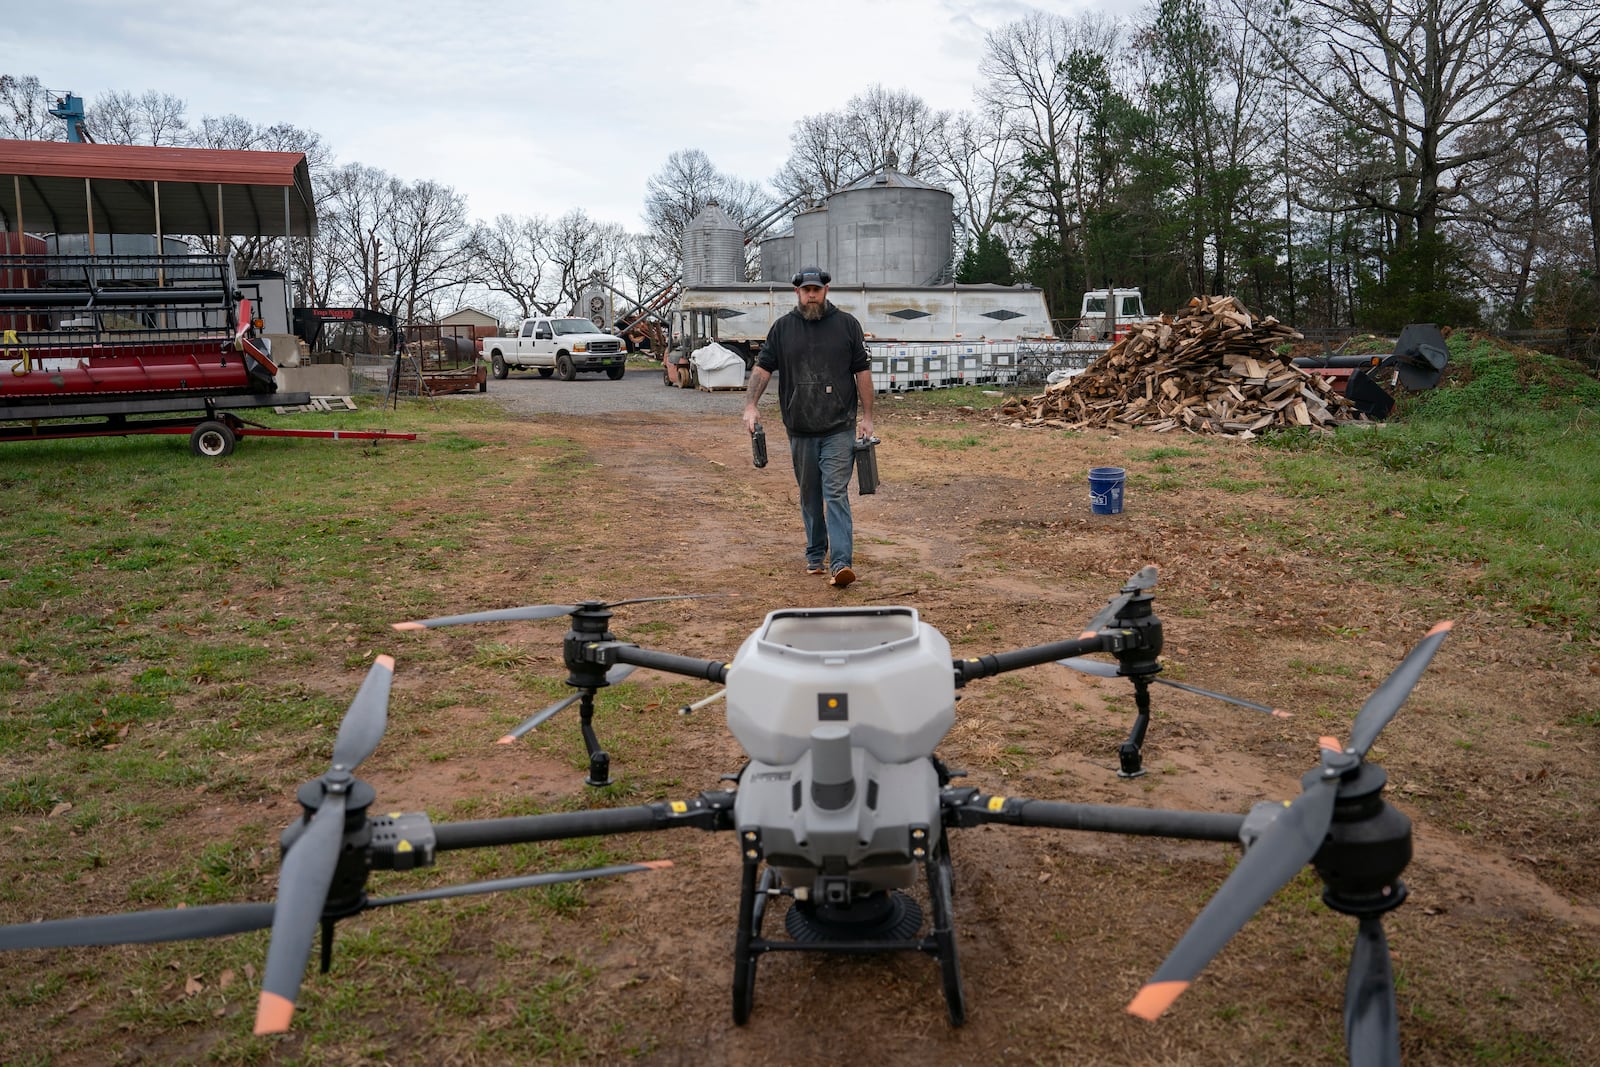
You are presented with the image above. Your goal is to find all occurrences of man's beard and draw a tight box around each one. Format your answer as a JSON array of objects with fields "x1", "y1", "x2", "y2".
[{"x1": 799, "y1": 300, "x2": 824, "y2": 321}]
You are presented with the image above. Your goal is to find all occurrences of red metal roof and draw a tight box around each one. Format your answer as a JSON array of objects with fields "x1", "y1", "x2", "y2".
[{"x1": 0, "y1": 139, "x2": 316, "y2": 237}]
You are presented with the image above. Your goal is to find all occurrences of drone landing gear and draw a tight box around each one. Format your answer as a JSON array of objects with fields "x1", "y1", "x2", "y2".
[
  {"x1": 729, "y1": 847, "x2": 966, "y2": 1028},
  {"x1": 1117, "y1": 676, "x2": 1155, "y2": 779},
  {"x1": 576, "y1": 691, "x2": 612, "y2": 787}
]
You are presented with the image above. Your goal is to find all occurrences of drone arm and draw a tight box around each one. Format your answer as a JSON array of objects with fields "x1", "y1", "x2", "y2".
[
  {"x1": 947, "y1": 790, "x2": 1245, "y2": 843},
  {"x1": 586, "y1": 642, "x2": 729, "y2": 684},
  {"x1": 431, "y1": 791, "x2": 735, "y2": 853},
  {"x1": 953, "y1": 630, "x2": 1145, "y2": 687}
]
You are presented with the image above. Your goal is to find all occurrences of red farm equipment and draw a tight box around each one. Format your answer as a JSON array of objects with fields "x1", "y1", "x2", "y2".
[{"x1": 0, "y1": 251, "x2": 413, "y2": 456}]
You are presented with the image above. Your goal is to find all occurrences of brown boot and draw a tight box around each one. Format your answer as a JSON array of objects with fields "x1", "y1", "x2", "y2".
[{"x1": 829, "y1": 566, "x2": 856, "y2": 589}]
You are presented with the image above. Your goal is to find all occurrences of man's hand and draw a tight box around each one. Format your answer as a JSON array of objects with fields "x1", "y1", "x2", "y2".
[
  {"x1": 742, "y1": 406, "x2": 760, "y2": 435},
  {"x1": 858, "y1": 417, "x2": 875, "y2": 441}
]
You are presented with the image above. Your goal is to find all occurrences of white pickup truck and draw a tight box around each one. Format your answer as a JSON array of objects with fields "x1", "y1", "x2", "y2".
[{"x1": 481, "y1": 316, "x2": 627, "y2": 381}]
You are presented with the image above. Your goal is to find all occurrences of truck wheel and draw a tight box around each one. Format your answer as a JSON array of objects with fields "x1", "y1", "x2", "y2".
[
  {"x1": 556, "y1": 353, "x2": 577, "y2": 381},
  {"x1": 190, "y1": 420, "x2": 237, "y2": 458},
  {"x1": 606, "y1": 365, "x2": 625, "y2": 380},
  {"x1": 538, "y1": 367, "x2": 554, "y2": 379},
  {"x1": 491, "y1": 352, "x2": 508, "y2": 379}
]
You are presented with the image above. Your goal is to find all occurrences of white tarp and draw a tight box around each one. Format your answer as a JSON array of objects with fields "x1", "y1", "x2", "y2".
[{"x1": 691, "y1": 342, "x2": 746, "y2": 388}]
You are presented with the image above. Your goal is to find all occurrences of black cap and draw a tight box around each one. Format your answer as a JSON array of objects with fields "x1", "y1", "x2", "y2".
[{"x1": 792, "y1": 266, "x2": 831, "y2": 288}]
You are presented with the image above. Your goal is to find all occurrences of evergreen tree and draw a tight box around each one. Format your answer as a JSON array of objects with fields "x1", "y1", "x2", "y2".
[{"x1": 957, "y1": 232, "x2": 1016, "y2": 284}]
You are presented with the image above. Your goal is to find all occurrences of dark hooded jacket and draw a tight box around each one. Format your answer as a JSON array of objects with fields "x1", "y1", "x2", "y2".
[{"x1": 756, "y1": 301, "x2": 870, "y2": 436}]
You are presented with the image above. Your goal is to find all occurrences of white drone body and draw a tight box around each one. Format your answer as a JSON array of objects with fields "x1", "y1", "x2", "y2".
[{"x1": 724, "y1": 607, "x2": 955, "y2": 901}]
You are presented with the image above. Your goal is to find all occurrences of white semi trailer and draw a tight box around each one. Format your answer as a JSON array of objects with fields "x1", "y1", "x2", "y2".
[{"x1": 668, "y1": 282, "x2": 1057, "y2": 374}]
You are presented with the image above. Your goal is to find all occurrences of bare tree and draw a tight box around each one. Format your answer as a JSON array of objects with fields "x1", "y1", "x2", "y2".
[
  {"x1": 543, "y1": 209, "x2": 629, "y2": 313},
  {"x1": 86, "y1": 89, "x2": 188, "y2": 146},
  {"x1": 933, "y1": 106, "x2": 1022, "y2": 241},
  {"x1": 772, "y1": 84, "x2": 951, "y2": 204},
  {"x1": 0, "y1": 73, "x2": 59, "y2": 140},
  {"x1": 1452, "y1": 89, "x2": 1588, "y2": 324},
  {"x1": 1247, "y1": 0, "x2": 1550, "y2": 248},
  {"x1": 1521, "y1": 0, "x2": 1600, "y2": 287},
  {"x1": 379, "y1": 178, "x2": 473, "y2": 325},
  {"x1": 315, "y1": 163, "x2": 396, "y2": 309},
  {"x1": 469, "y1": 213, "x2": 554, "y2": 318},
  {"x1": 643, "y1": 149, "x2": 774, "y2": 271},
  {"x1": 978, "y1": 12, "x2": 1124, "y2": 276}
]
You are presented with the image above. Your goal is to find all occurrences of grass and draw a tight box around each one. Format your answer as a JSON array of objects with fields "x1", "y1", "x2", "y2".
[
  {"x1": 3, "y1": 343, "x2": 1599, "y2": 1063},
  {"x1": 1259, "y1": 332, "x2": 1600, "y2": 637}
]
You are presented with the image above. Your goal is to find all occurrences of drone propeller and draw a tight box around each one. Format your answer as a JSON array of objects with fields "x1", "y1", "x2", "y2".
[
  {"x1": 1127, "y1": 621, "x2": 1452, "y2": 1052},
  {"x1": 392, "y1": 594, "x2": 730, "y2": 632},
  {"x1": 255, "y1": 654, "x2": 394, "y2": 1035},
  {"x1": 1081, "y1": 565, "x2": 1159, "y2": 636},
  {"x1": 1055, "y1": 656, "x2": 1288, "y2": 717},
  {"x1": 497, "y1": 663, "x2": 638, "y2": 744},
  {"x1": 0, "y1": 901, "x2": 278, "y2": 951}
]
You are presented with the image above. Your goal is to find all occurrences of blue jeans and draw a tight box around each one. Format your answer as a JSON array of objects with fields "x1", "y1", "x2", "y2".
[{"x1": 789, "y1": 429, "x2": 855, "y2": 571}]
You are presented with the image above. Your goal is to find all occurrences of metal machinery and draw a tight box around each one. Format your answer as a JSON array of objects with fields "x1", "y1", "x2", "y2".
[
  {"x1": 0, "y1": 252, "x2": 412, "y2": 456},
  {"x1": 1293, "y1": 324, "x2": 1450, "y2": 419}
]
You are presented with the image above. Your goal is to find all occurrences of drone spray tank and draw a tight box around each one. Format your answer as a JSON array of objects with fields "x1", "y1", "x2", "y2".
[{"x1": 724, "y1": 607, "x2": 955, "y2": 912}]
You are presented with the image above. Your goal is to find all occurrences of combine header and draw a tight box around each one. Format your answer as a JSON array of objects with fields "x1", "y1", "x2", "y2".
[{"x1": 0, "y1": 251, "x2": 413, "y2": 456}]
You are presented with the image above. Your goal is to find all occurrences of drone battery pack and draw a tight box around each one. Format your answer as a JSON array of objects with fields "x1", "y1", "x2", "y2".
[{"x1": 854, "y1": 436, "x2": 880, "y2": 495}]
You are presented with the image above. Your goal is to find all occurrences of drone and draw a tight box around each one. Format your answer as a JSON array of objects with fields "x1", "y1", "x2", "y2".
[
  {"x1": 393, "y1": 580, "x2": 1283, "y2": 786},
  {"x1": 0, "y1": 568, "x2": 1451, "y2": 1067}
]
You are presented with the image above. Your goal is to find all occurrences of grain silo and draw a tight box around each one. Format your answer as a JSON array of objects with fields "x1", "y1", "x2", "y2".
[
  {"x1": 825, "y1": 168, "x2": 954, "y2": 286},
  {"x1": 791, "y1": 205, "x2": 830, "y2": 280},
  {"x1": 759, "y1": 230, "x2": 795, "y2": 285},
  {"x1": 682, "y1": 200, "x2": 747, "y2": 285}
]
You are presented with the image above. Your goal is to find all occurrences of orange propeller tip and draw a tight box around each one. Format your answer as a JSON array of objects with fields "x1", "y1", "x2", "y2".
[
  {"x1": 496, "y1": 735, "x2": 517, "y2": 745},
  {"x1": 253, "y1": 990, "x2": 295, "y2": 1034},
  {"x1": 1079, "y1": 630, "x2": 1097, "y2": 640},
  {"x1": 1127, "y1": 980, "x2": 1188, "y2": 1021},
  {"x1": 391, "y1": 621, "x2": 425, "y2": 632},
  {"x1": 1318, "y1": 735, "x2": 1343, "y2": 752},
  {"x1": 1270, "y1": 709, "x2": 1291, "y2": 719},
  {"x1": 641, "y1": 859, "x2": 674, "y2": 870},
  {"x1": 375, "y1": 654, "x2": 395, "y2": 670},
  {"x1": 1427, "y1": 620, "x2": 1454, "y2": 636}
]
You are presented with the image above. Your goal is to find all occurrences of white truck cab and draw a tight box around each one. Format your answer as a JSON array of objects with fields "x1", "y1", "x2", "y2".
[
  {"x1": 1074, "y1": 288, "x2": 1154, "y2": 340},
  {"x1": 481, "y1": 316, "x2": 627, "y2": 381}
]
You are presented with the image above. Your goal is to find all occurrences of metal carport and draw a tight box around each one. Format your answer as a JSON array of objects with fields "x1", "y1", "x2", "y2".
[{"x1": 0, "y1": 138, "x2": 316, "y2": 240}]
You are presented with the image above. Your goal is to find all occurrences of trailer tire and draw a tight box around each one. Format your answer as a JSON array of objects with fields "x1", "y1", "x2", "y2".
[
  {"x1": 556, "y1": 353, "x2": 577, "y2": 381},
  {"x1": 491, "y1": 352, "x2": 508, "y2": 379},
  {"x1": 190, "y1": 421, "x2": 237, "y2": 458},
  {"x1": 538, "y1": 367, "x2": 554, "y2": 378}
]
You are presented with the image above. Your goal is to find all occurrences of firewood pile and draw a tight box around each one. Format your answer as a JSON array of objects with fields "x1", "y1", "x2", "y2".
[{"x1": 999, "y1": 295, "x2": 1357, "y2": 437}]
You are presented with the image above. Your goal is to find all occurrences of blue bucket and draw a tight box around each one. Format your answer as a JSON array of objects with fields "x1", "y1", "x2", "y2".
[{"x1": 1088, "y1": 466, "x2": 1126, "y2": 515}]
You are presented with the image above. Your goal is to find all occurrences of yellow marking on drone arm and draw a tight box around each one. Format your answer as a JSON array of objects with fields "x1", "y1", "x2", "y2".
[
  {"x1": 396, "y1": 839, "x2": 412, "y2": 853},
  {"x1": 987, "y1": 796, "x2": 1007, "y2": 812},
  {"x1": 670, "y1": 801, "x2": 688, "y2": 814}
]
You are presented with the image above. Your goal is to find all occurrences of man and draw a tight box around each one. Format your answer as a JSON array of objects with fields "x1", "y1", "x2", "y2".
[{"x1": 742, "y1": 266, "x2": 874, "y2": 589}]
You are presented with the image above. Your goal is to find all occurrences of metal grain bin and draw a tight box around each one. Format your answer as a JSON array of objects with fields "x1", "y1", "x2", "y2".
[
  {"x1": 791, "y1": 205, "x2": 830, "y2": 282},
  {"x1": 826, "y1": 168, "x2": 954, "y2": 287},
  {"x1": 759, "y1": 233, "x2": 795, "y2": 284},
  {"x1": 682, "y1": 200, "x2": 747, "y2": 286}
]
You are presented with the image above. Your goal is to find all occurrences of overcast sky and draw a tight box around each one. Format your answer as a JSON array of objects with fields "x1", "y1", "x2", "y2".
[{"x1": 10, "y1": 0, "x2": 1136, "y2": 231}]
